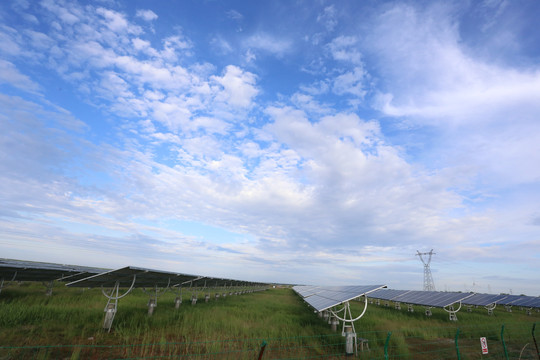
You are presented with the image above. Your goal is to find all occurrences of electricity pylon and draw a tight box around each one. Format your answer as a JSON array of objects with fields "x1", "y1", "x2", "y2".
[{"x1": 416, "y1": 249, "x2": 436, "y2": 291}]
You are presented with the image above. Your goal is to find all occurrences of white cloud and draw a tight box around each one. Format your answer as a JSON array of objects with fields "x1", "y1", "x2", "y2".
[
  {"x1": 365, "y1": 3, "x2": 540, "y2": 188},
  {"x1": 40, "y1": 0, "x2": 82, "y2": 25},
  {"x1": 244, "y1": 33, "x2": 292, "y2": 57},
  {"x1": 211, "y1": 65, "x2": 258, "y2": 108},
  {"x1": 317, "y1": 5, "x2": 337, "y2": 32},
  {"x1": 210, "y1": 37, "x2": 233, "y2": 54},
  {"x1": 96, "y1": 7, "x2": 141, "y2": 34},
  {"x1": 327, "y1": 35, "x2": 362, "y2": 64},
  {"x1": 0, "y1": 59, "x2": 41, "y2": 93},
  {"x1": 332, "y1": 66, "x2": 367, "y2": 98},
  {"x1": 226, "y1": 9, "x2": 243, "y2": 21},
  {"x1": 136, "y1": 9, "x2": 158, "y2": 22}
]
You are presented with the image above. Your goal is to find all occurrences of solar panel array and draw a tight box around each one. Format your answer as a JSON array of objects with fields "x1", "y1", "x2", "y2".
[
  {"x1": 293, "y1": 285, "x2": 387, "y2": 312},
  {"x1": 66, "y1": 266, "x2": 200, "y2": 288},
  {"x1": 0, "y1": 259, "x2": 107, "y2": 283},
  {"x1": 1, "y1": 258, "x2": 272, "y2": 331},
  {"x1": 1, "y1": 259, "x2": 269, "y2": 291},
  {"x1": 369, "y1": 289, "x2": 474, "y2": 308},
  {"x1": 368, "y1": 288, "x2": 540, "y2": 316},
  {"x1": 461, "y1": 293, "x2": 508, "y2": 307}
]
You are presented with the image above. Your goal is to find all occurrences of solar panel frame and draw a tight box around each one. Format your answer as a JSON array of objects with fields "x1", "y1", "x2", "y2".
[
  {"x1": 507, "y1": 295, "x2": 540, "y2": 308},
  {"x1": 293, "y1": 285, "x2": 322, "y2": 298},
  {"x1": 65, "y1": 266, "x2": 201, "y2": 288},
  {"x1": 497, "y1": 294, "x2": 523, "y2": 306},
  {"x1": 295, "y1": 285, "x2": 387, "y2": 312},
  {"x1": 462, "y1": 293, "x2": 508, "y2": 307},
  {"x1": 392, "y1": 290, "x2": 474, "y2": 308},
  {"x1": 368, "y1": 289, "x2": 412, "y2": 301},
  {"x1": 0, "y1": 259, "x2": 98, "y2": 282}
]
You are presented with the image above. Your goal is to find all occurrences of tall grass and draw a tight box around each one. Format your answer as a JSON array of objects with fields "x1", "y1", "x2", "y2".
[{"x1": 0, "y1": 282, "x2": 538, "y2": 359}]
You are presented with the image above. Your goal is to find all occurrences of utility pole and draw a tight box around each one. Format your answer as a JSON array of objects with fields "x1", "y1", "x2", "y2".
[{"x1": 416, "y1": 250, "x2": 436, "y2": 291}]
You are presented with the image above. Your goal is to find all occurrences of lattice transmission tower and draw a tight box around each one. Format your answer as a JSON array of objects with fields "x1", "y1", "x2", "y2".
[{"x1": 416, "y1": 249, "x2": 436, "y2": 291}]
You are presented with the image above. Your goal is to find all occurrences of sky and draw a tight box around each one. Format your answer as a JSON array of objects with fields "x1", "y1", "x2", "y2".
[{"x1": 1, "y1": 0, "x2": 539, "y2": 296}]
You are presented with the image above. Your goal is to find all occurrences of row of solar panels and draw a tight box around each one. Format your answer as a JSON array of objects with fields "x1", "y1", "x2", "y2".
[
  {"x1": 293, "y1": 285, "x2": 387, "y2": 312},
  {"x1": 0, "y1": 258, "x2": 269, "y2": 290},
  {"x1": 368, "y1": 288, "x2": 540, "y2": 309}
]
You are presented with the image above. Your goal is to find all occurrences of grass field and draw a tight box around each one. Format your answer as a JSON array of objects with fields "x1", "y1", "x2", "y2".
[{"x1": 0, "y1": 282, "x2": 538, "y2": 359}]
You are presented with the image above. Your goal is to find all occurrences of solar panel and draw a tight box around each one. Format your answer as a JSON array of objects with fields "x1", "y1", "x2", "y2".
[
  {"x1": 368, "y1": 289, "x2": 411, "y2": 301},
  {"x1": 505, "y1": 295, "x2": 540, "y2": 308},
  {"x1": 294, "y1": 285, "x2": 387, "y2": 312},
  {"x1": 497, "y1": 294, "x2": 523, "y2": 306},
  {"x1": 293, "y1": 285, "x2": 322, "y2": 298},
  {"x1": 0, "y1": 259, "x2": 105, "y2": 282},
  {"x1": 392, "y1": 290, "x2": 474, "y2": 308},
  {"x1": 66, "y1": 266, "x2": 201, "y2": 288},
  {"x1": 462, "y1": 293, "x2": 508, "y2": 307}
]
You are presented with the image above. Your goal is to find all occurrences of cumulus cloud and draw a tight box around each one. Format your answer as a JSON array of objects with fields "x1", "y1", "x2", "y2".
[
  {"x1": 136, "y1": 9, "x2": 158, "y2": 22},
  {"x1": 211, "y1": 65, "x2": 258, "y2": 108},
  {"x1": 327, "y1": 35, "x2": 362, "y2": 64}
]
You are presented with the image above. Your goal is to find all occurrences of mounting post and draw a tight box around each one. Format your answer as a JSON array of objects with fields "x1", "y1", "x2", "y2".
[
  {"x1": 0, "y1": 272, "x2": 17, "y2": 295},
  {"x1": 444, "y1": 303, "x2": 461, "y2": 321},
  {"x1": 143, "y1": 278, "x2": 170, "y2": 316},
  {"x1": 101, "y1": 276, "x2": 136, "y2": 332}
]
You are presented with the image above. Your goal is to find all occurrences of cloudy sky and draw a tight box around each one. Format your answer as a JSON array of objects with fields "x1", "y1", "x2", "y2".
[{"x1": 1, "y1": 0, "x2": 539, "y2": 295}]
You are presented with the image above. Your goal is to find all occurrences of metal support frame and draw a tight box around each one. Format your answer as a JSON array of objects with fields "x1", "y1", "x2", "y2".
[
  {"x1": 394, "y1": 301, "x2": 401, "y2": 310},
  {"x1": 142, "y1": 278, "x2": 170, "y2": 316},
  {"x1": 444, "y1": 303, "x2": 461, "y2": 321},
  {"x1": 0, "y1": 272, "x2": 17, "y2": 295},
  {"x1": 485, "y1": 303, "x2": 497, "y2": 316},
  {"x1": 407, "y1": 303, "x2": 414, "y2": 312},
  {"x1": 329, "y1": 294, "x2": 370, "y2": 356},
  {"x1": 173, "y1": 285, "x2": 183, "y2": 309},
  {"x1": 425, "y1": 307, "x2": 433, "y2": 316},
  {"x1": 101, "y1": 276, "x2": 137, "y2": 332},
  {"x1": 43, "y1": 280, "x2": 54, "y2": 296}
]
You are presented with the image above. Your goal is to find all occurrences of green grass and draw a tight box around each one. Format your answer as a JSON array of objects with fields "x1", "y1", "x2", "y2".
[{"x1": 0, "y1": 283, "x2": 538, "y2": 359}]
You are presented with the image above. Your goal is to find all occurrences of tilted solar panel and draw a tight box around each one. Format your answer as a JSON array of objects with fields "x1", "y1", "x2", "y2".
[
  {"x1": 66, "y1": 266, "x2": 201, "y2": 288},
  {"x1": 0, "y1": 259, "x2": 106, "y2": 282},
  {"x1": 497, "y1": 294, "x2": 523, "y2": 305},
  {"x1": 462, "y1": 293, "x2": 508, "y2": 306},
  {"x1": 507, "y1": 295, "x2": 540, "y2": 308},
  {"x1": 392, "y1": 290, "x2": 474, "y2": 308},
  {"x1": 293, "y1": 285, "x2": 322, "y2": 298},
  {"x1": 368, "y1": 289, "x2": 411, "y2": 301},
  {"x1": 297, "y1": 285, "x2": 387, "y2": 312}
]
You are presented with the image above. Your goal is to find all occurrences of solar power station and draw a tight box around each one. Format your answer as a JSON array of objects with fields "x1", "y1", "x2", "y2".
[
  {"x1": 293, "y1": 285, "x2": 387, "y2": 355},
  {"x1": 1, "y1": 259, "x2": 269, "y2": 332},
  {"x1": 3, "y1": 257, "x2": 539, "y2": 342}
]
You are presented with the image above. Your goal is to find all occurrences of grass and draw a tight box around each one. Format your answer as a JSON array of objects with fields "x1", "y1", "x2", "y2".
[{"x1": 0, "y1": 282, "x2": 538, "y2": 359}]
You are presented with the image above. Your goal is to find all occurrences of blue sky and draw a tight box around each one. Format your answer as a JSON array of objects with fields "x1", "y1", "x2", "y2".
[{"x1": 1, "y1": 0, "x2": 539, "y2": 295}]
